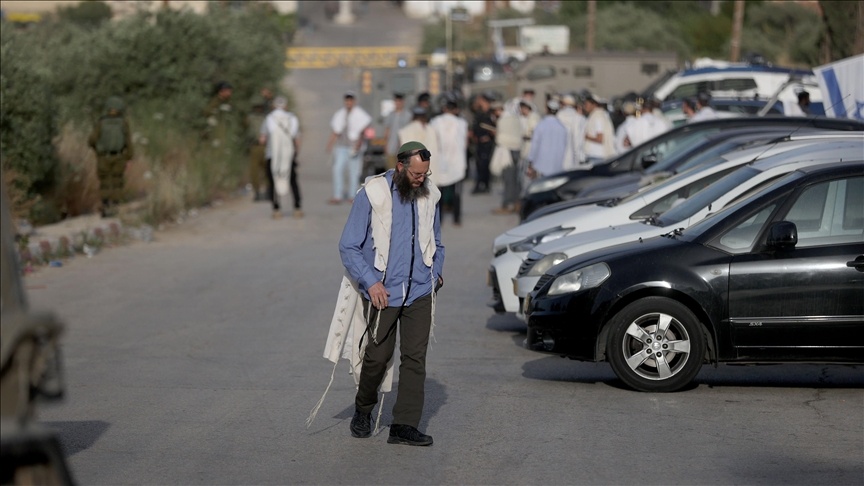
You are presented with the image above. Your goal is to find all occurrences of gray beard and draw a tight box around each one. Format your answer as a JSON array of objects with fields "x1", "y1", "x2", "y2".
[{"x1": 393, "y1": 169, "x2": 430, "y2": 203}]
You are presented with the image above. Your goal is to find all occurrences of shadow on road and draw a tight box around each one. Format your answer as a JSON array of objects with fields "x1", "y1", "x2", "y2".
[
  {"x1": 485, "y1": 313, "x2": 525, "y2": 334},
  {"x1": 312, "y1": 378, "x2": 447, "y2": 434},
  {"x1": 43, "y1": 420, "x2": 110, "y2": 457},
  {"x1": 522, "y1": 356, "x2": 864, "y2": 390}
]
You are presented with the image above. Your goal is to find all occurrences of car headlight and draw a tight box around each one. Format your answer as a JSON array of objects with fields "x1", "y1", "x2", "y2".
[
  {"x1": 527, "y1": 252, "x2": 568, "y2": 276},
  {"x1": 547, "y1": 262, "x2": 611, "y2": 296},
  {"x1": 527, "y1": 175, "x2": 570, "y2": 195},
  {"x1": 509, "y1": 226, "x2": 574, "y2": 252}
]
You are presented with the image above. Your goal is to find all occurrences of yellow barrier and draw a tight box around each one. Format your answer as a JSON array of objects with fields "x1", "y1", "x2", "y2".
[{"x1": 286, "y1": 46, "x2": 418, "y2": 69}]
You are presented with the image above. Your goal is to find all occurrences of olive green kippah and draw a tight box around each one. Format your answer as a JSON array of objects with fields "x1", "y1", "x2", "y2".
[{"x1": 398, "y1": 141, "x2": 427, "y2": 154}]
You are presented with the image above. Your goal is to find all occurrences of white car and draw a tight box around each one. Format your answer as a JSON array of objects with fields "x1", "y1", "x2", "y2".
[
  {"x1": 488, "y1": 134, "x2": 863, "y2": 314},
  {"x1": 512, "y1": 138, "x2": 864, "y2": 320},
  {"x1": 651, "y1": 58, "x2": 823, "y2": 111}
]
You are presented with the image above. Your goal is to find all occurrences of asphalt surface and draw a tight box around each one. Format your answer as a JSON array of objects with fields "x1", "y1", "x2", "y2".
[{"x1": 25, "y1": 2, "x2": 863, "y2": 485}]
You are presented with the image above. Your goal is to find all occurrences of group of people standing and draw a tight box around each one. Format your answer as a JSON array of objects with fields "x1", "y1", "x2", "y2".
[
  {"x1": 476, "y1": 89, "x2": 661, "y2": 215},
  {"x1": 336, "y1": 91, "x2": 469, "y2": 226}
]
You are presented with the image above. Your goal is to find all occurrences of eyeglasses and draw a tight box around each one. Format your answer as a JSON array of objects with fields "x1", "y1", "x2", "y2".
[
  {"x1": 398, "y1": 149, "x2": 432, "y2": 162},
  {"x1": 406, "y1": 168, "x2": 432, "y2": 179}
]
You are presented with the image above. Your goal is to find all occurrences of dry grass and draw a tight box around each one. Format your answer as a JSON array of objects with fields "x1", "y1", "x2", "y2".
[
  {"x1": 20, "y1": 118, "x2": 247, "y2": 226},
  {"x1": 1, "y1": 168, "x2": 37, "y2": 221}
]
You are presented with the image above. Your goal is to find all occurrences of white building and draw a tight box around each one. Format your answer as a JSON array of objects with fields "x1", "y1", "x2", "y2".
[{"x1": 402, "y1": 0, "x2": 534, "y2": 20}]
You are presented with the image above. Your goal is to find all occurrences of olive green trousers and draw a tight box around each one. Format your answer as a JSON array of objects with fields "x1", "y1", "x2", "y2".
[{"x1": 355, "y1": 293, "x2": 432, "y2": 428}]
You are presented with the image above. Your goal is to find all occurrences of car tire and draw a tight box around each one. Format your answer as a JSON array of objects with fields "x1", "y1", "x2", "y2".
[{"x1": 607, "y1": 297, "x2": 706, "y2": 392}]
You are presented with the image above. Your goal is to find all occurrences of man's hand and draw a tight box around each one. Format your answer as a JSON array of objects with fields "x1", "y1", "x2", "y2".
[
  {"x1": 368, "y1": 281, "x2": 390, "y2": 310},
  {"x1": 435, "y1": 276, "x2": 443, "y2": 292}
]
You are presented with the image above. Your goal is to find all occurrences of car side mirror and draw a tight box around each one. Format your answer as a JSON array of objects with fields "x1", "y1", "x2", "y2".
[
  {"x1": 766, "y1": 221, "x2": 797, "y2": 250},
  {"x1": 641, "y1": 154, "x2": 658, "y2": 169}
]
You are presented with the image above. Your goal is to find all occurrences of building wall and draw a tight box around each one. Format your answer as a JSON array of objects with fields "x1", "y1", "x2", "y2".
[
  {"x1": 0, "y1": 0, "x2": 297, "y2": 17},
  {"x1": 402, "y1": 0, "x2": 534, "y2": 19}
]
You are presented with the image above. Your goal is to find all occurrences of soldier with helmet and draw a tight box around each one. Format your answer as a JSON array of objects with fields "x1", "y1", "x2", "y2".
[{"x1": 88, "y1": 96, "x2": 133, "y2": 217}]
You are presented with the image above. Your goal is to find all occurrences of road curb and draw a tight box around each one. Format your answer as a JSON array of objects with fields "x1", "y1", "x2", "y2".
[{"x1": 16, "y1": 214, "x2": 153, "y2": 270}]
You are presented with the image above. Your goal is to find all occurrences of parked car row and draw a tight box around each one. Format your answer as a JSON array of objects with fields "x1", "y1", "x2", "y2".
[
  {"x1": 488, "y1": 117, "x2": 864, "y2": 392},
  {"x1": 518, "y1": 116, "x2": 864, "y2": 221}
]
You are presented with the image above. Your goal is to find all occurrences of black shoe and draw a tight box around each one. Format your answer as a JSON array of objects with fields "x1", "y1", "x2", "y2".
[
  {"x1": 387, "y1": 424, "x2": 433, "y2": 446},
  {"x1": 350, "y1": 409, "x2": 372, "y2": 438}
]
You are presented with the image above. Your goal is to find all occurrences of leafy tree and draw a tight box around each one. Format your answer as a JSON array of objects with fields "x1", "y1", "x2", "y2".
[
  {"x1": 571, "y1": 3, "x2": 692, "y2": 57},
  {"x1": 819, "y1": 0, "x2": 863, "y2": 61},
  {"x1": 742, "y1": 2, "x2": 821, "y2": 66},
  {"x1": 56, "y1": 0, "x2": 113, "y2": 30}
]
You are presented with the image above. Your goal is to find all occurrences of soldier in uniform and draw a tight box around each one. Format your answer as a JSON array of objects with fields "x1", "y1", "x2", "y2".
[
  {"x1": 88, "y1": 96, "x2": 133, "y2": 217},
  {"x1": 246, "y1": 92, "x2": 272, "y2": 201},
  {"x1": 202, "y1": 81, "x2": 243, "y2": 149}
]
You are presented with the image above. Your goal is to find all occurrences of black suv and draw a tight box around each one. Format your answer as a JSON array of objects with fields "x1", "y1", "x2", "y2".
[{"x1": 524, "y1": 161, "x2": 864, "y2": 392}]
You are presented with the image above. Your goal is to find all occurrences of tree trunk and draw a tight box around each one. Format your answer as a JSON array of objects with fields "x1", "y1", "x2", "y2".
[{"x1": 730, "y1": 0, "x2": 745, "y2": 62}]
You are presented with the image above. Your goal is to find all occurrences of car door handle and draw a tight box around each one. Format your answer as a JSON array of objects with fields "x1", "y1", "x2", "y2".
[{"x1": 847, "y1": 255, "x2": 864, "y2": 272}]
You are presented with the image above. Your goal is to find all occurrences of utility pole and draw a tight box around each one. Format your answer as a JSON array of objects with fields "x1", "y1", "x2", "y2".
[
  {"x1": 586, "y1": 0, "x2": 596, "y2": 53},
  {"x1": 856, "y1": 1, "x2": 864, "y2": 56},
  {"x1": 730, "y1": 0, "x2": 744, "y2": 62}
]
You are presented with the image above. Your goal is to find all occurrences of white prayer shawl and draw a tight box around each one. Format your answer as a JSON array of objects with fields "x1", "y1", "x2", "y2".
[
  {"x1": 519, "y1": 111, "x2": 541, "y2": 160},
  {"x1": 496, "y1": 112, "x2": 523, "y2": 151},
  {"x1": 398, "y1": 120, "x2": 440, "y2": 186},
  {"x1": 555, "y1": 106, "x2": 579, "y2": 170},
  {"x1": 690, "y1": 107, "x2": 719, "y2": 123},
  {"x1": 584, "y1": 108, "x2": 616, "y2": 159},
  {"x1": 264, "y1": 109, "x2": 297, "y2": 182},
  {"x1": 429, "y1": 113, "x2": 468, "y2": 187},
  {"x1": 330, "y1": 105, "x2": 372, "y2": 142},
  {"x1": 308, "y1": 173, "x2": 441, "y2": 429},
  {"x1": 625, "y1": 112, "x2": 669, "y2": 148},
  {"x1": 614, "y1": 116, "x2": 636, "y2": 155}
]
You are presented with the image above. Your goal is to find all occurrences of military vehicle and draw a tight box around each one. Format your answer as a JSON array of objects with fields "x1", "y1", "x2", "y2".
[
  {"x1": 356, "y1": 66, "x2": 447, "y2": 177},
  {"x1": 1, "y1": 184, "x2": 75, "y2": 485},
  {"x1": 462, "y1": 51, "x2": 679, "y2": 103}
]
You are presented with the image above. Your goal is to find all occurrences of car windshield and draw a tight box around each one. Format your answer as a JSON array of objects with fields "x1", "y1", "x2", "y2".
[
  {"x1": 653, "y1": 166, "x2": 761, "y2": 225},
  {"x1": 640, "y1": 132, "x2": 715, "y2": 174},
  {"x1": 680, "y1": 170, "x2": 802, "y2": 237},
  {"x1": 671, "y1": 135, "x2": 778, "y2": 173},
  {"x1": 617, "y1": 166, "x2": 701, "y2": 205}
]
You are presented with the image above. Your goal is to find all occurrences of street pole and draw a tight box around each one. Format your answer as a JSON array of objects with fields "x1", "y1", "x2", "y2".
[
  {"x1": 730, "y1": 0, "x2": 744, "y2": 62},
  {"x1": 586, "y1": 1, "x2": 596, "y2": 53},
  {"x1": 446, "y1": 10, "x2": 452, "y2": 91}
]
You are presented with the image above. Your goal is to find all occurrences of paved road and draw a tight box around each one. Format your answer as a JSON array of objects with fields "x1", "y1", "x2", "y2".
[{"x1": 27, "y1": 2, "x2": 863, "y2": 484}]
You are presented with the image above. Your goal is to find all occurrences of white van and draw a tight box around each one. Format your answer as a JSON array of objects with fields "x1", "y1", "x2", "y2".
[{"x1": 651, "y1": 58, "x2": 822, "y2": 114}]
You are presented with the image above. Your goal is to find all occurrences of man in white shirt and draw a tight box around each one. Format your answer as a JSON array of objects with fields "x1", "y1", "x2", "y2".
[
  {"x1": 259, "y1": 96, "x2": 301, "y2": 219},
  {"x1": 614, "y1": 101, "x2": 638, "y2": 154},
  {"x1": 326, "y1": 91, "x2": 372, "y2": 204},
  {"x1": 690, "y1": 92, "x2": 719, "y2": 123},
  {"x1": 556, "y1": 94, "x2": 586, "y2": 169},
  {"x1": 625, "y1": 101, "x2": 670, "y2": 148},
  {"x1": 583, "y1": 92, "x2": 616, "y2": 164},
  {"x1": 526, "y1": 99, "x2": 569, "y2": 179},
  {"x1": 430, "y1": 100, "x2": 468, "y2": 225}
]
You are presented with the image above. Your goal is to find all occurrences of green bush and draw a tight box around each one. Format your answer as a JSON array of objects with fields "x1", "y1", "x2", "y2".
[
  {"x1": 1, "y1": 4, "x2": 293, "y2": 224},
  {"x1": 0, "y1": 27, "x2": 58, "y2": 208},
  {"x1": 56, "y1": 0, "x2": 113, "y2": 30}
]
